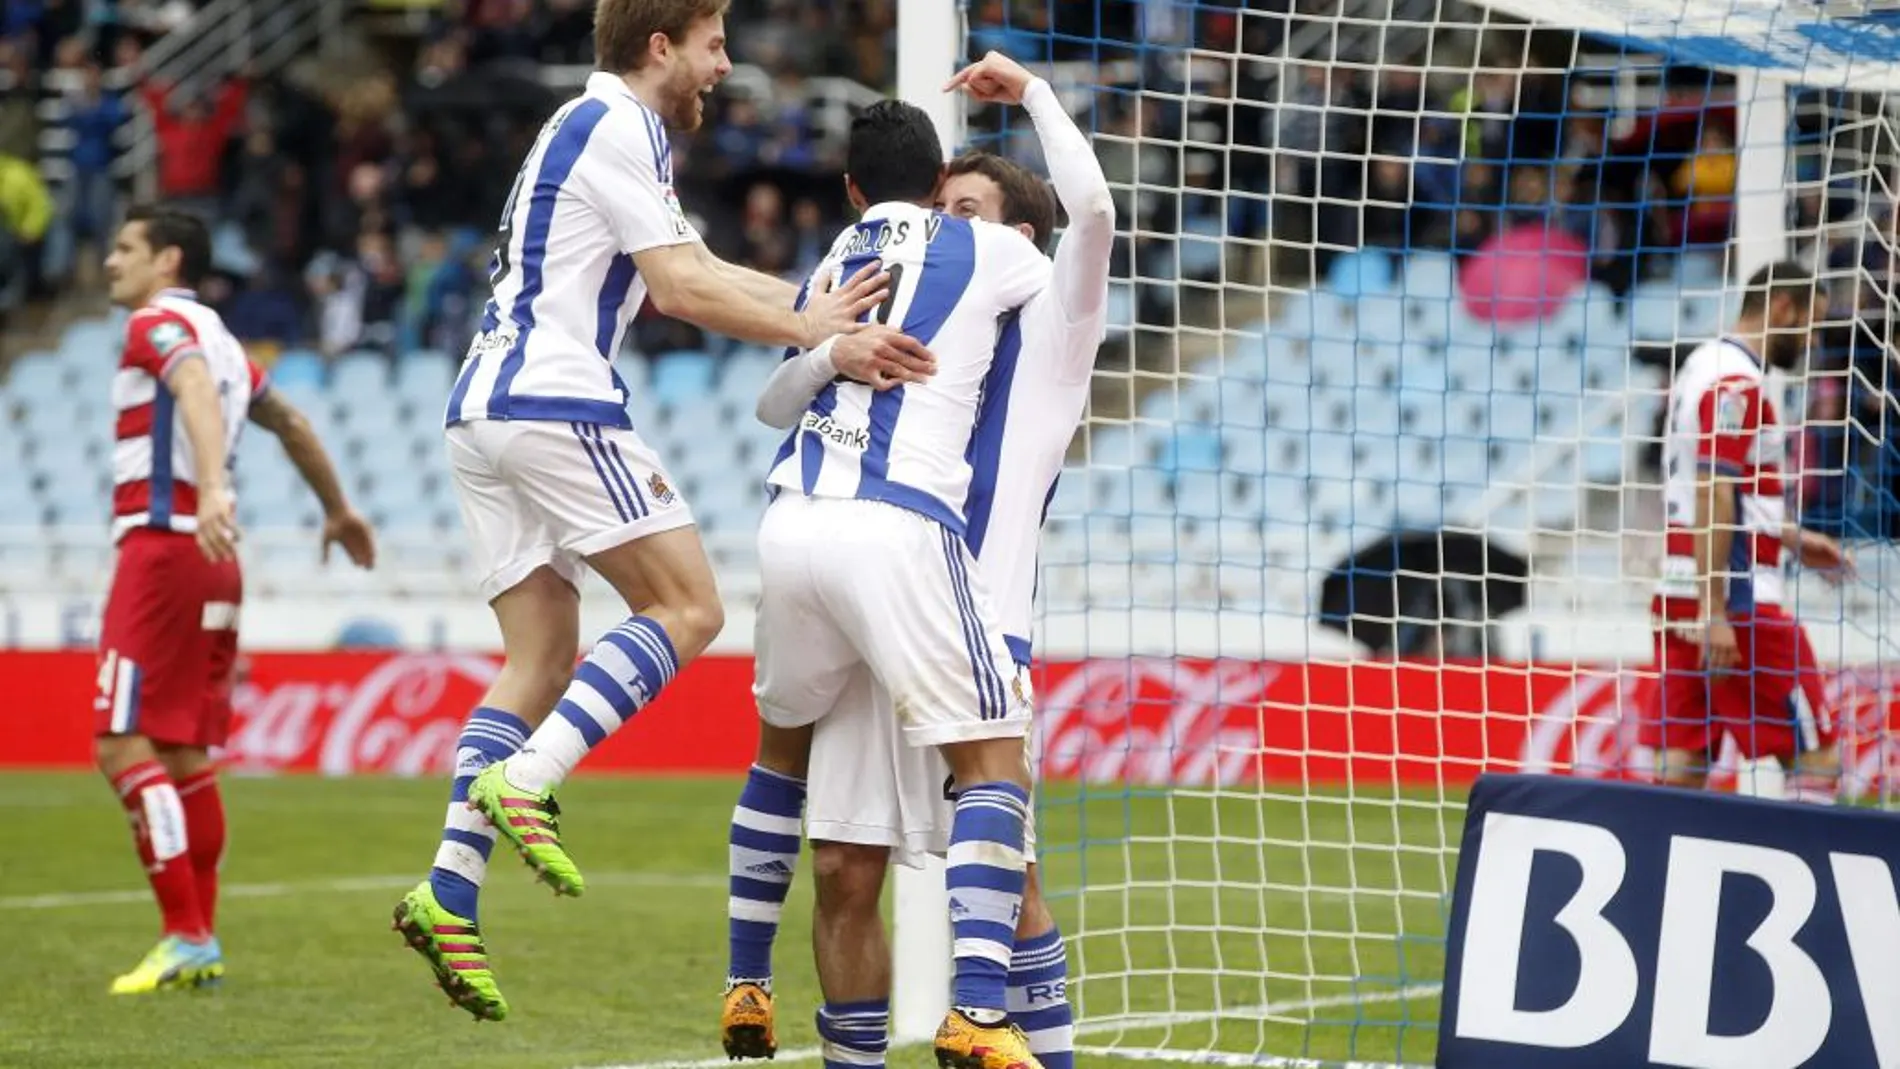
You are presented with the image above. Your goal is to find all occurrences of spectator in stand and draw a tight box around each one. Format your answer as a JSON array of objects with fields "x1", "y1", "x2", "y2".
[
  {"x1": 1671, "y1": 121, "x2": 1736, "y2": 247},
  {"x1": 0, "y1": 37, "x2": 40, "y2": 160},
  {"x1": 138, "y1": 71, "x2": 249, "y2": 215},
  {"x1": 0, "y1": 150, "x2": 51, "y2": 310},
  {"x1": 48, "y1": 58, "x2": 127, "y2": 288}
]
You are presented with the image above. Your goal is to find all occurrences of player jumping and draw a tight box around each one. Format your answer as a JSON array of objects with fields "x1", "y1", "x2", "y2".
[
  {"x1": 1645, "y1": 260, "x2": 1852, "y2": 798},
  {"x1": 98, "y1": 206, "x2": 374, "y2": 995},
  {"x1": 393, "y1": 0, "x2": 927, "y2": 1021},
  {"x1": 719, "y1": 54, "x2": 1110, "y2": 1069}
]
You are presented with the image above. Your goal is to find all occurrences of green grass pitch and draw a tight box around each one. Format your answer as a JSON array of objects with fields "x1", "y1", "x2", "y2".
[{"x1": 0, "y1": 772, "x2": 1461, "y2": 1068}]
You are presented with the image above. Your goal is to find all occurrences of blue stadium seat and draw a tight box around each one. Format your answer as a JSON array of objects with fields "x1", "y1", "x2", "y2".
[
  {"x1": 1629, "y1": 284, "x2": 1684, "y2": 342},
  {"x1": 7, "y1": 354, "x2": 63, "y2": 400},
  {"x1": 1161, "y1": 427, "x2": 1222, "y2": 474},
  {"x1": 270, "y1": 350, "x2": 326, "y2": 392},
  {"x1": 395, "y1": 352, "x2": 456, "y2": 404},
  {"x1": 1400, "y1": 252, "x2": 1457, "y2": 300},
  {"x1": 60, "y1": 318, "x2": 119, "y2": 360},
  {"x1": 1173, "y1": 471, "x2": 1223, "y2": 521},
  {"x1": 332, "y1": 352, "x2": 390, "y2": 399},
  {"x1": 1178, "y1": 215, "x2": 1225, "y2": 279},
  {"x1": 1216, "y1": 379, "x2": 1265, "y2": 428},
  {"x1": 652, "y1": 350, "x2": 717, "y2": 405}
]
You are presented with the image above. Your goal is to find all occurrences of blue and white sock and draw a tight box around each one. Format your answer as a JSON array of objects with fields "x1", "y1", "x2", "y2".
[
  {"x1": 505, "y1": 616, "x2": 679, "y2": 794},
  {"x1": 429, "y1": 707, "x2": 530, "y2": 921},
  {"x1": 1008, "y1": 927, "x2": 1075, "y2": 1069},
  {"x1": 816, "y1": 999, "x2": 889, "y2": 1068},
  {"x1": 726, "y1": 764, "x2": 806, "y2": 988},
  {"x1": 947, "y1": 782, "x2": 1030, "y2": 1021}
]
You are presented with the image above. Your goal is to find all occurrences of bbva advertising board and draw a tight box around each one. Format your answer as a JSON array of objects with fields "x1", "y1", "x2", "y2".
[{"x1": 1438, "y1": 775, "x2": 1900, "y2": 1069}]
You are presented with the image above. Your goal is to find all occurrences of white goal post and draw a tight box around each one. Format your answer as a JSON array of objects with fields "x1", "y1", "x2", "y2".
[{"x1": 887, "y1": 0, "x2": 1900, "y2": 1063}]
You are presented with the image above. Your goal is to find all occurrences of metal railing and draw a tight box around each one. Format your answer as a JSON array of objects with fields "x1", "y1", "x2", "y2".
[{"x1": 119, "y1": 0, "x2": 345, "y2": 202}]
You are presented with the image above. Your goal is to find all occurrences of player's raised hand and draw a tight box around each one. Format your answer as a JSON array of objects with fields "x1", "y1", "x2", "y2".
[
  {"x1": 800, "y1": 263, "x2": 888, "y2": 348},
  {"x1": 944, "y1": 51, "x2": 1036, "y2": 105},
  {"x1": 195, "y1": 486, "x2": 239, "y2": 563},
  {"x1": 831, "y1": 325, "x2": 936, "y2": 389},
  {"x1": 322, "y1": 507, "x2": 378, "y2": 569}
]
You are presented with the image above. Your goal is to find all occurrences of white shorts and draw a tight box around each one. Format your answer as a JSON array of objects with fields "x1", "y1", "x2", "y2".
[
  {"x1": 752, "y1": 494, "x2": 1031, "y2": 748},
  {"x1": 805, "y1": 666, "x2": 952, "y2": 869},
  {"x1": 446, "y1": 420, "x2": 695, "y2": 599},
  {"x1": 806, "y1": 668, "x2": 1039, "y2": 870}
]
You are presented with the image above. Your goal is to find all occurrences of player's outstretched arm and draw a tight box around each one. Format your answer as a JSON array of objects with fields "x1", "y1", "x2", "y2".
[
  {"x1": 161, "y1": 356, "x2": 238, "y2": 562},
  {"x1": 755, "y1": 325, "x2": 936, "y2": 429},
  {"x1": 948, "y1": 51, "x2": 1115, "y2": 347},
  {"x1": 248, "y1": 389, "x2": 377, "y2": 568},
  {"x1": 637, "y1": 241, "x2": 886, "y2": 349}
]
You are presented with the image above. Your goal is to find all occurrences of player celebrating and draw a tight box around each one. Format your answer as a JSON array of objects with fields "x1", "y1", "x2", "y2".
[
  {"x1": 97, "y1": 206, "x2": 375, "y2": 995},
  {"x1": 720, "y1": 54, "x2": 1109, "y2": 1069},
  {"x1": 1646, "y1": 260, "x2": 1850, "y2": 796},
  {"x1": 392, "y1": 0, "x2": 919, "y2": 1021},
  {"x1": 737, "y1": 97, "x2": 1055, "y2": 1069}
]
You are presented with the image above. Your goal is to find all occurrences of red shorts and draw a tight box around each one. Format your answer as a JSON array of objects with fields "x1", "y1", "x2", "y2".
[
  {"x1": 94, "y1": 529, "x2": 243, "y2": 748},
  {"x1": 1641, "y1": 610, "x2": 1835, "y2": 762}
]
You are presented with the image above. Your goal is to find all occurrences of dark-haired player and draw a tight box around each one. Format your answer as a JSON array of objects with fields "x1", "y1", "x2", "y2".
[{"x1": 98, "y1": 206, "x2": 373, "y2": 994}]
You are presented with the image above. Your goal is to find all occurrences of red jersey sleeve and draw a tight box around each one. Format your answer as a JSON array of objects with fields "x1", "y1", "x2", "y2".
[
  {"x1": 1694, "y1": 375, "x2": 1761, "y2": 471},
  {"x1": 122, "y1": 308, "x2": 204, "y2": 380}
]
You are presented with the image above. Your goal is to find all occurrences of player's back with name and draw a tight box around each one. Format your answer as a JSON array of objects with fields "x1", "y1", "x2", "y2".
[{"x1": 767, "y1": 202, "x2": 1050, "y2": 533}]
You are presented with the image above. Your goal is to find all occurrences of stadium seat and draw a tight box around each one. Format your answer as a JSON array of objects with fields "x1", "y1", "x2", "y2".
[
  {"x1": 1399, "y1": 252, "x2": 1457, "y2": 300},
  {"x1": 1216, "y1": 378, "x2": 1266, "y2": 429},
  {"x1": 332, "y1": 351, "x2": 390, "y2": 399},
  {"x1": 1161, "y1": 427, "x2": 1222, "y2": 474},
  {"x1": 652, "y1": 350, "x2": 717, "y2": 404},
  {"x1": 60, "y1": 317, "x2": 119, "y2": 360},
  {"x1": 270, "y1": 350, "x2": 326, "y2": 392},
  {"x1": 394, "y1": 352, "x2": 456, "y2": 405},
  {"x1": 6, "y1": 353, "x2": 63, "y2": 401}
]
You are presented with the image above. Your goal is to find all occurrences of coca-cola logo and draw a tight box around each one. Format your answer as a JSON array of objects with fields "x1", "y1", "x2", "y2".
[
  {"x1": 1037, "y1": 658, "x2": 1277, "y2": 787},
  {"x1": 225, "y1": 653, "x2": 499, "y2": 775}
]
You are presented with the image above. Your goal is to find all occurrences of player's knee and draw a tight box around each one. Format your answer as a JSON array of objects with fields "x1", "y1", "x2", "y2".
[
  {"x1": 93, "y1": 733, "x2": 146, "y2": 777},
  {"x1": 668, "y1": 594, "x2": 725, "y2": 662},
  {"x1": 812, "y1": 841, "x2": 886, "y2": 916}
]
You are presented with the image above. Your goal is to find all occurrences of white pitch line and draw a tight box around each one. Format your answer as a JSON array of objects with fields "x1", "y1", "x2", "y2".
[
  {"x1": 575, "y1": 984, "x2": 1443, "y2": 1069},
  {"x1": 0, "y1": 870, "x2": 724, "y2": 911}
]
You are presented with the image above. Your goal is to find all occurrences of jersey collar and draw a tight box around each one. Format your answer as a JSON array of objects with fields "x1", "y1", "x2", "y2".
[{"x1": 1720, "y1": 335, "x2": 1763, "y2": 368}]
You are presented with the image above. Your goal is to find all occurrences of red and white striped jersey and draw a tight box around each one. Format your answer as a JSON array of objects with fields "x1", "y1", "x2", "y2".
[
  {"x1": 112, "y1": 288, "x2": 266, "y2": 542},
  {"x1": 1654, "y1": 336, "x2": 1788, "y2": 619}
]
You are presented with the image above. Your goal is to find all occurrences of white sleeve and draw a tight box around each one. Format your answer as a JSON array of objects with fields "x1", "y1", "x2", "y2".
[
  {"x1": 977, "y1": 222, "x2": 1053, "y2": 310},
  {"x1": 1024, "y1": 78, "x2": 1115, "y2": 342},
  {"x1": 572, "y1": 108, "x2": 701, "y2": 254},
  {"x1": 756, "y1": 340, "x2": 839, "y2": 429}
]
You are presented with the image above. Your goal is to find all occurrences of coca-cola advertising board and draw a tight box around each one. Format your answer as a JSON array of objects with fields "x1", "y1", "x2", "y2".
[{"x1": 5, "y1": 653, "x2": 1897, "y2": 797}]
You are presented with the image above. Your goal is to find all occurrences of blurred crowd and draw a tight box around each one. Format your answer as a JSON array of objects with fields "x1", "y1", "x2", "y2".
[{"x1": 4, "y1": 0, "x2": 900, "y2": 359}]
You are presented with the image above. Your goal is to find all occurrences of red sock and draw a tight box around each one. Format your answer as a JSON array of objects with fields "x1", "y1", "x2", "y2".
[
  {"x1": 176, "y1": 769, "x2": 226, "y2": 935},
  {"x1": 110, "y1": 761, "x2": 206, "y2": 941}
]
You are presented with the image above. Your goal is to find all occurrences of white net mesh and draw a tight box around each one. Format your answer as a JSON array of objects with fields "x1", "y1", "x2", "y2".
[{"x1": 955, "y1": 1, "x2": 1900, "y2": 1064}]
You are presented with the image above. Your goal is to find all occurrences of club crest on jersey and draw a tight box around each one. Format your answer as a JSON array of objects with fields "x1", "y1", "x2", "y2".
[
  {"x1": 146, "y1": 319, "x2": 191, "y2": 355},
  {"x1": 1714, "y1": 386, "x2": 1749, "y2": 433},
  {"x1": 648, "y1": 472, "x2": 676, "y2": 505}
]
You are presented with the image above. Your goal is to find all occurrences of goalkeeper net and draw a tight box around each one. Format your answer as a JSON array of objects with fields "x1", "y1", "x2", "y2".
[{"x1": 942, "y1": 0, "x2": 1900, "y2": 1065}]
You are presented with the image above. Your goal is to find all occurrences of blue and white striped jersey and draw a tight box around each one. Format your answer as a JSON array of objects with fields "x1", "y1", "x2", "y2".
[
  {"x1": 447, "y1": 73, "x2": 698, "y2": 429},
  {"x1": 964, "y1": 286, "x2": 1104, "y2": 664},
  {"x1": 765, "y1": 202, "x2": 1051, "y2": 534}
]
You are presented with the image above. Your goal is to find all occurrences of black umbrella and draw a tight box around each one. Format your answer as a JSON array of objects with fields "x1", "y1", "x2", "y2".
[{"x1": 1318, "y1": 530, "x2": 1529, "y2": 657}]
